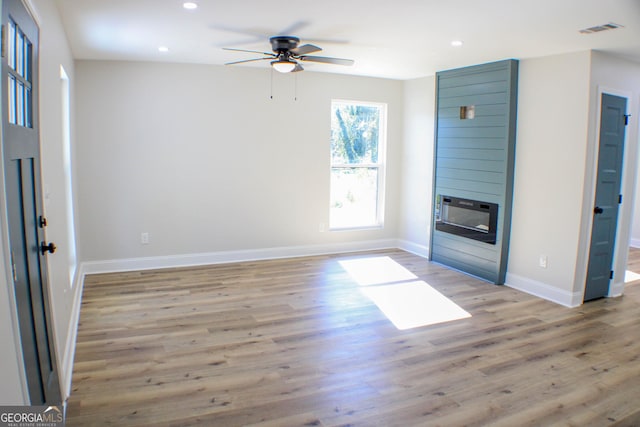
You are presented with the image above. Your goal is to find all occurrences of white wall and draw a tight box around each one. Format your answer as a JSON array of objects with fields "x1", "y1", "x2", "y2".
[
  {"x1": 75, "y1": 61, "x2": 404, "y2": 264},
  {"x1": 0, "y1": 0, "x2": 78, "y2": 403},
  {"x1": 506, "y1": 51, "x2": 592, "y2": 306},
  {"x1": 31, "y1": 0, "x2": 80, "y2": 400},
  {"x1": 399, "y1": 76, "x2": 435, "y2": 255}
]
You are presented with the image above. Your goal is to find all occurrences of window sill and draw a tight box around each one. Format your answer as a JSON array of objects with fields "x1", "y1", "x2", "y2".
[{"x1": 329, "y1": 224, "x2": 384, "y2": 232}]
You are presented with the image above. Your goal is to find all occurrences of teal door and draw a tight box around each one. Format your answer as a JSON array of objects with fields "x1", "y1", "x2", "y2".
[
  {"x1": 2, "y1": 0, "x2": 61, "y2": 404},
  {"x1": 584, "y1": 93, "x2": 628, "y2": 302}
]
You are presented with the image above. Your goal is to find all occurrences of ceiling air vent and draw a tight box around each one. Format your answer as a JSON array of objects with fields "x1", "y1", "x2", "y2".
[{"x1": 579, "y1": 22, "x2": 624, "y2": 34}]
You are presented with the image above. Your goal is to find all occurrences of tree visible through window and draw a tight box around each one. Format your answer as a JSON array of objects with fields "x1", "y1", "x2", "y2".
[{"x1": 330, "y1": 100, "x2": 386, "y2": 229}]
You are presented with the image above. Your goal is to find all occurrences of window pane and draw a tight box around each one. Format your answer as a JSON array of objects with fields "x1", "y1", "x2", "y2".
[
  {"x1": 330, "y1": 167, "x2": 378, "y2": 228},
  {"x1": 331, "y1": 103, "x2": 380, "y2": 164}
]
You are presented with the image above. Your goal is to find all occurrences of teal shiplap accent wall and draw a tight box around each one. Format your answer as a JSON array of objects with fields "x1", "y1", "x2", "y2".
[{"x1": 431, "y1": 59, "x2": 518, "y2": 284}]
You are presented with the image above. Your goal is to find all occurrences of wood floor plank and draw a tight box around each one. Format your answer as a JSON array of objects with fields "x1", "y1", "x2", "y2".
[{"x1": 66, "y1": 249, "x2": 640, "y2": 426}]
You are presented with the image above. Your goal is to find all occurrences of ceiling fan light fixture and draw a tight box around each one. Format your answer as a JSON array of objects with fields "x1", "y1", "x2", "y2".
[
  {"x1": 225, "y1": 35, "x2": 354, "y2": 73},
  {"x1": 271, "y1": 59, "x2": 297, "y2": 73}
]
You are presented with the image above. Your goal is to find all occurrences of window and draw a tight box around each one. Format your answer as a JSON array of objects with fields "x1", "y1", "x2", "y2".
[
  {"x1": 330, "y1": 100, "x2": 387, "y2": 229},
  {"x1": 61, "y1": 65, "x2": 78, "y2": 287}
]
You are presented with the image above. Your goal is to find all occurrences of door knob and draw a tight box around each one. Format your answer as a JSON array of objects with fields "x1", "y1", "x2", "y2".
[
  {"x1": 40, "y1": 242, "x2": 56, "y2": 255},
  {"x1": 594, "y1": 206, "x2": 604, "y2": 214}
]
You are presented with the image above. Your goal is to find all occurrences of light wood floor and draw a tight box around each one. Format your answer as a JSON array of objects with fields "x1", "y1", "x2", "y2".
[
  {"x1": 66, "y1": 249, "x2": 640, "y2": 426},
  {"x1": 626, "y1": 247, "x2": 640, "y2": 275}
]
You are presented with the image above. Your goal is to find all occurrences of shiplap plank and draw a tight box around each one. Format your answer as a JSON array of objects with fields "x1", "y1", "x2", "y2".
[
  {"x1": 437, "y1": 126, "x2": 507, "y2": 139},
  {"x1": 433, "y1": 232, "x2": 498, "y2": 259},
  {"x1": 438, "y1": 68, "x2": 509, "y2": 88},
  {"x1": 438, "y1": 92, "x2": 508, "y2": 108},
  {"x1": 431, "y1": 252, "x2": 498, "y2": 282},
  {"x1": 438, "y1": 81, "x2": 507, "y2": 99},
  {"x1": 437, "y1": 137, "x2": 506, "y2": 150},
  {"x1": 436, "y1": 157, "x2": 505, "y2": 173},
  {"x1": 437, "y1": 147, "x2": 506, "y2": 161},
  {"x1": 436, "y1": 168, "x2": 504, "y2": 185},
  {"x1": 439, "y1": 115, "x2": 508, "y2": 129},
  {"x1": 436, "y1": 178, "x2": 503, "y2": 196}
]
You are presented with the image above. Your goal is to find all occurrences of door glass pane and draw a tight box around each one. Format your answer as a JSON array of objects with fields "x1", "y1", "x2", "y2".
[
  {"x1": 17, "y1": 81, "x2": 24, "y2": 126},
  {"x1": 8, "y1": 76, "x2": 16, "y2": 124},
  {"x1": 16, "y1": 30, "x2": 24, "y2": 76},
  {"x1": 6, "y1": 20, "x2": 32, "y2": 129},
  {"x1": 8, "y1": 21, "x2": 15, "y2": 71},
  {"x1": 25, "y1": 86, "x2": 31, "y2": 128},
  {"x1": 25, "y1": 40, "x2": 32, "y2": 81}
]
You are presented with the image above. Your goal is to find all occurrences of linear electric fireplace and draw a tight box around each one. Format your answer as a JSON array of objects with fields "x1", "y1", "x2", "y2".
[{"x1": 435, "y1": 195, "x2": 498, "y2": 244}]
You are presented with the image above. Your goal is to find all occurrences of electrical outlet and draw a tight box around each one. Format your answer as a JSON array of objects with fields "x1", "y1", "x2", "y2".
[
  {"x1": 141, "y1": 232, "x2": 150, "y2": 245},
  {"x1": 539, "y1": 255, "x2": 548, "y2": 268}
]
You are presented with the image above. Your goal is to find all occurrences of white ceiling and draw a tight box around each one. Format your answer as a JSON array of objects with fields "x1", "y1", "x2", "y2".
[{"x1": 54, "y1": 0, "x2": 640, "y2": 80}]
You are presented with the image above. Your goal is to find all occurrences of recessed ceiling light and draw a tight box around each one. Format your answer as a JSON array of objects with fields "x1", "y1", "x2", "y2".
[
  {"x1": 158, "y1": 46, "x2": 169, "y2": 53},
  {"x1": 451, "y1": 40, "x2": 464, "y2": 47},
  {"x1": 183, "y1": 2, "x2": 198, "y2": 9}
]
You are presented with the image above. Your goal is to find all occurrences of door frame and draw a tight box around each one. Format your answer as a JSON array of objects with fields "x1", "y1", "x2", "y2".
[{"x1": 578, "y1": 86, "x2": 636, "y2": 302}]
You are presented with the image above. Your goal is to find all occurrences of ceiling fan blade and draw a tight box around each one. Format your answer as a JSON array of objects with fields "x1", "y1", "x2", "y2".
[
  {"x1": 291, "y1": 44, "x2": 322, "y2": 55},
  {"x1": 299, "y1": 55, "x2": 355, "y2": 66},
  {"x1": 225, "y1": 57, "x2": 273, "y2": 65},
  {"x1": 277, "y1": 21, "x2": 310, "y2": 36},
  {"x1": 223, "y1": 47, "x2": 275, "y2": 56},
  {"x1": 212, "y1": 24, "x2": 270, "y2": 38},
  {"x1": 292, "y1": 63, "x2": 304, "y2": 73},
  {"x1": 302, "y1": 37, "x2": 350, "y2": 45}
]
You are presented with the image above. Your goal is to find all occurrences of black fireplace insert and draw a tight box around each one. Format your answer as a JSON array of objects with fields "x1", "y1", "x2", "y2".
[{"x1": 435, "y1": 195, "x2": 498, "y2": 244}]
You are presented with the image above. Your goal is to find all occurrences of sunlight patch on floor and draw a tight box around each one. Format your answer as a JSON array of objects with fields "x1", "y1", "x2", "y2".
[
  {"x1": 625, "y1": 270, "x2": 640, "y2": 284},
  {"x1": 338, "y1": 256, "x2": 417, "y2": 286},
  {"x1": 339, "y1": 257, "x2": 471, "y2": 330},
  {"x1": 361, "y1": 280, "x2": 471, "y2": 330}
]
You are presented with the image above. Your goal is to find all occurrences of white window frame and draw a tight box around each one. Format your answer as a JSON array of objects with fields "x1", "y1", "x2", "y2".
[{"x1": 329, "y1": 99, "x2": 387, "y2": 230}]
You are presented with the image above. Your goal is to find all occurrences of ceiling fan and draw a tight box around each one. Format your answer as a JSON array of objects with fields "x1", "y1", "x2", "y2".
[{"x1": 223, "y1": 36, "x2": 354, "y2": 73}]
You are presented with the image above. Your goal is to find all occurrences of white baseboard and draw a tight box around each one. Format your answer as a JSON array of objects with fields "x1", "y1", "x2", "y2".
[
  {"x1": 505, "y1": 273, "x2": 583, "y2": 308},
  {"x1": 80, "y1": 239, "x2": 401, "y2": 275},
  {"x1": 397, "y1": 239, "x2": 429, "y2": 258},
  {"x1": 629, "y1": 238, "x2": 640, "y2": 248},
  {"x1": 60, "y1": 264, "x2": 86, "y2": 401},
  {"x1": 608, "y1": 279, "x2": 625, "y2": 297}
]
